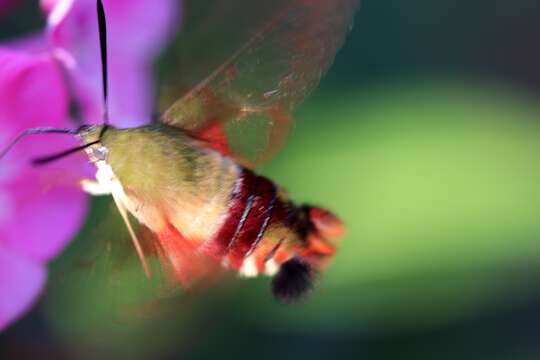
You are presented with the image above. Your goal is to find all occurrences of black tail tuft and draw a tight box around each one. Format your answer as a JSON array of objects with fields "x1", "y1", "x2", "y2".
[{"x1": 271, "y1": 257, "x2": 315, "y2": 304}]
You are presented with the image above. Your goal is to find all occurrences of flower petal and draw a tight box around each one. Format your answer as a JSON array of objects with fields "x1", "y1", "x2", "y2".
[
  {"x1": 103, "y1": 0, "x2": 178, "y2": 58},
  {"x1": 47, "y1": 0, "x2": 178, "y2": 58},
  {"x1": 1, "y1": 175, "x2": 88, "y2": 262},
  {"x1": 46, "y1": 0, "x2": 179, "y2": 125},
  {"x1": 0, "y1": 48, "x2": 88, "y2": 262},
  {"x1": 0, "y1": 246, "x2": 46, "y2": 331},
  {"x1": 0, "y1": 48, "x2": 69, "y2": 134}
]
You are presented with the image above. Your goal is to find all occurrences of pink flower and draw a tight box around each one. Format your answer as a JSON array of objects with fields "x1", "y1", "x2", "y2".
[
  {"x1": 0, "y1": 0, "x2": 178, "y2": 331},
  {"x1": 45, "y1": 0, "x2": 177, "y2": 124},
  {"x1": 0, "y1": 50, "x2": 87, "y2": 330}
]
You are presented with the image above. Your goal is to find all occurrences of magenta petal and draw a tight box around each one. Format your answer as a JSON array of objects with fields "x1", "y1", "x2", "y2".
[
  {"x1": 48, "y1": 0, "x2": 178, "y2": 58},
  {"x1": 73, "y1": 61, "x2": 153, "y2": 127},
  {"x1": 47, "y1": 0, "x2": 179, "y2": 125},
  {"x1": 108, "y1": 62, "x2": 154, "y2": 127},
  {"x1": 2, "y1": 176, "x2": 88, "y2": 262},
  {"x1": 0, "y1": 49, "x2": 69, "y2": 134},
  {"x1": 104, "y1": 0, "x2": 178, "y2": 58},
  {"x1": 0, "y1": 48, "x2": 88, "y2": 262},
  {"x1": 0, "y1": 246, "x2": 46, "y2": 331}
]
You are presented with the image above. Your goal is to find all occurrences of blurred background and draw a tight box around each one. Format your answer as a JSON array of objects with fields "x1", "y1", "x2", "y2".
[{"x1": 2, "y1": 0, "x2": 540, "y2": 359}]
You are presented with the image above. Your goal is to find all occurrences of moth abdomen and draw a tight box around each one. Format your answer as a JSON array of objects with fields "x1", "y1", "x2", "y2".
[
  {"x1": 225, "y1": 172, "x2": 278, "y2": 270},
  {"x1": 206, "y1": 169, "x2": 280, "y2": 265},
  {"x1": 202, "y1": 165, "x2": 343, "y2": 285}
]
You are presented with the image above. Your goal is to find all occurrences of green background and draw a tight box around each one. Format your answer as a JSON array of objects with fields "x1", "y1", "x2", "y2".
[{"x1": 2, "y1": 1, "x2": 540, "y2": 359}]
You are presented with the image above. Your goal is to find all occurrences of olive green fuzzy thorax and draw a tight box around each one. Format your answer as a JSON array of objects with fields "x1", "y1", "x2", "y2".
[
  {"x1": 98, "y1": 124, "x2": 239, "y2": 210},
  {"x1": 101, "y1": 125, "x2": 197, "y2": 193}
]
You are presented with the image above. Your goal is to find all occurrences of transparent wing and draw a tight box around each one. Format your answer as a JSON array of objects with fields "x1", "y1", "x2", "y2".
[
  {"x1": 47, "y1": 198, "x2": 227, "y2": 325},
  {"x1": 158, "y1": 0, "x2": 359, "y2": 166}
]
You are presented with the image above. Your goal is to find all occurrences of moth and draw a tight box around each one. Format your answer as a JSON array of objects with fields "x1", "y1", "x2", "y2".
[{"x1": 1, "y1": 0, "x2": 358, "y2": 303}]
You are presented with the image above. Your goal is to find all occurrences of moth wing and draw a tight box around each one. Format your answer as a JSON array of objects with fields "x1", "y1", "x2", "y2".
[
  {"x1": 47, "y1": 198, "x2": 225, "y2": 324},
  {"x1": 46, "y1": 199, "x2": 178, "y2": 321},
  {"x1": 152, "y1": 223, "x2": 224, "y2": 290},
  {"x1": 159, "y1": 0, "x2": 359, "y2": 167}
]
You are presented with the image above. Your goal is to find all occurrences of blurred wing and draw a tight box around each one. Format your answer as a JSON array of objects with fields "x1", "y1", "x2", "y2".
[
  {"x1": 47, "y1": 200, "x2": 179, "y2": 322},
  {"x1": 153, "y1": 223, "x2": 223, "y2": 290},
  {"x1": 49, "y1": 199, "x2": 224, "y2": 317},
  {"x1": 159, "y1": 0, "x2": 359, "y2": 166}
]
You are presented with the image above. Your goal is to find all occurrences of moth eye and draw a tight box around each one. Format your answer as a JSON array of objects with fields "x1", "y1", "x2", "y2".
[{"x1": 91, "y1": 146, "x2": 109, "y2": 161}]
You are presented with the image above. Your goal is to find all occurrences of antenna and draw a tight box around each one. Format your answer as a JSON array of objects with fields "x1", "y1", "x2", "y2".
[
  {"x1": 97, "y1": 0, "x2": 109, "y2": 125},
  {"x1": 0, "y1": 128, "x2": 77, "y2": 160},
  {"x1": 32, "y1": 141, "x2": 100, "y2": 165}
]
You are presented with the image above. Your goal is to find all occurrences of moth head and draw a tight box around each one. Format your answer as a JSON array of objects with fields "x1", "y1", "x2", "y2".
[
  {"x1": 0, "y1": 124, "x2": 113, "y2": 165},
  {"x1": 77, "y1": 124, "x2": 105, "y2": 143},
  {"x1": 77, "y1": 124, "x2": 111, "y2": 162}
]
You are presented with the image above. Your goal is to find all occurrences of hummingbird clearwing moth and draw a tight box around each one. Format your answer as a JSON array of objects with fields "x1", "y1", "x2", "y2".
[{"x1": 1, "y1": 0, "x2": 357, "y2": 303}]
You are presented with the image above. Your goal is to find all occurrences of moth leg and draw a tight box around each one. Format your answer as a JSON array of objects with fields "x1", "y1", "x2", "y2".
[
  {"x1": 110, "y1": 191, "x2": 152, "y2": 279},
  {"x1": 80, "y1": 179, "x2": 111, "y2": 196}
]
